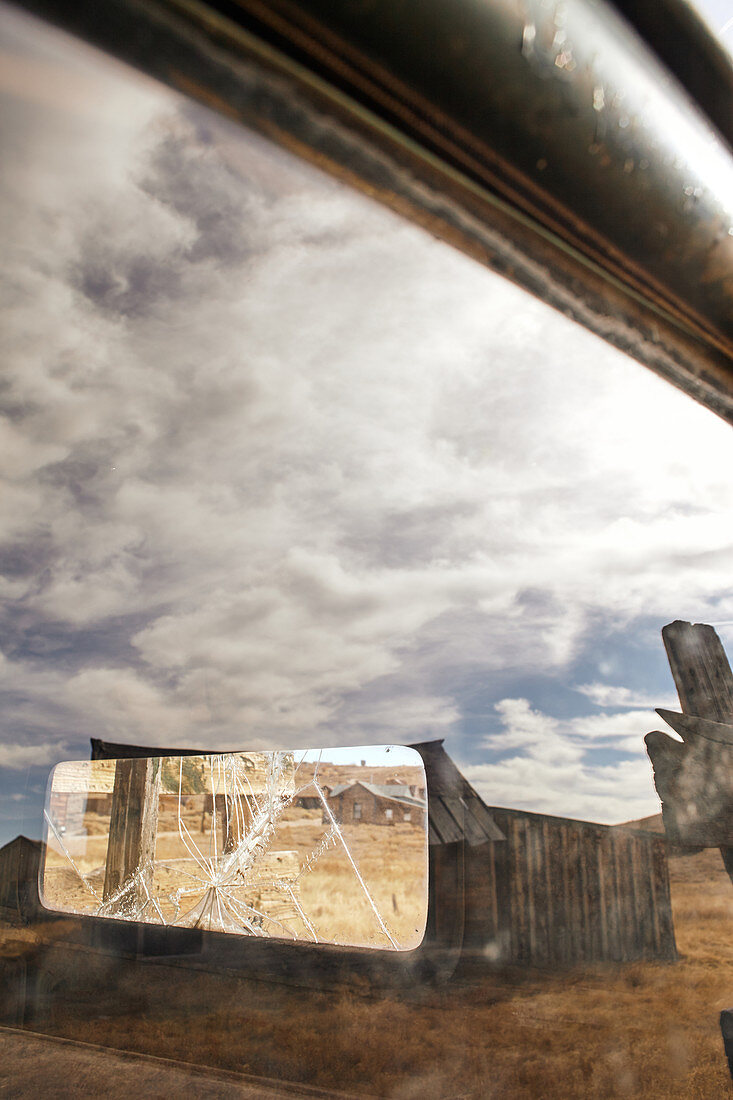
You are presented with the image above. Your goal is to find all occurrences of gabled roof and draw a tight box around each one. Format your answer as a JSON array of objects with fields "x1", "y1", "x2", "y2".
[
  {"x1": 91, "y1": 737, "x2": 200, "y2": 759},
  {"x1": 0, "y1": 835, "x2": 42, "y2": 858},
  {"x1": 410, "y1": 740, "x2": 505, "y2": 847},
  {"x1": 328, "y1": 781, "x2": 425, "y2": 808}
]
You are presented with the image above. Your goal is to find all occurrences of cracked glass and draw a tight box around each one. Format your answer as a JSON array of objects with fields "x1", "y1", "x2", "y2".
[{"x1": 40, "y1": 748, "x2": 428, "y2": 949}]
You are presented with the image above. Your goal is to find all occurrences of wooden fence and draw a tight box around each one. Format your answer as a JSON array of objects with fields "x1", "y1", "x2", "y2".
[
  {"x1": 417, "y1": 740, "x2": 677, "y2": 967},
  {"x1": 466, "y1": 808, "x2": 677, "y2": 966}
]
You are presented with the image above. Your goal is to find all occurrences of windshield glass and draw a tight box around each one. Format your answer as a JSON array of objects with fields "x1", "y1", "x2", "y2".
[
  {"x1": 1, "y1": 4, "x2": 732, "y2": 1097},
  {"x1": 691, "y1": 0, "x2": 733, "y2": 57}
]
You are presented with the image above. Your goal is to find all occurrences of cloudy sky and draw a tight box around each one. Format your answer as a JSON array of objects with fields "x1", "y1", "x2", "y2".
[{"x1": 1, "y1": 3, "x2": 733, "y2": 844}]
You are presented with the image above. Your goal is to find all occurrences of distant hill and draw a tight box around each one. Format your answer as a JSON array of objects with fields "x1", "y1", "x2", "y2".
[
  {"x1": 618, "y1": 812, "x2": 664, "y2": 834},
  {"x1": 617, "y1": 813, "x2": 707, "y2": 858},
  {"x1": 295, "y1": 760, "x2": 424, "y2": 791}
]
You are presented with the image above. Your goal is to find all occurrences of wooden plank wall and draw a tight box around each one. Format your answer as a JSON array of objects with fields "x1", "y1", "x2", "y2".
[
  {"x1": 478, "y1": 809, "x2": 676, "y2": 966},
  {"x1": 463, "y1": 841, "x2": 504, "y2": 950},
  {"x1": 427, "y1": 841, "x2": 465, "y2": 950},
  {"x1": 0, "y1": 838, "x2": 42, "y2": 919}
]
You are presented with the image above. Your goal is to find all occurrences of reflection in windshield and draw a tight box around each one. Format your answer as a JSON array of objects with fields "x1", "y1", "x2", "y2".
[
  {"x1": 1, "y1": 3, "x2": 733, "y2": 841},
  {"x1": 1, "y1": 1, "x2": 733, "y2": 1097}
]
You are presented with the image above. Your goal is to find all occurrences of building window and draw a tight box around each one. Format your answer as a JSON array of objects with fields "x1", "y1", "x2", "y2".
[
  {"x1": 385, "y1": 809, "x2": 393, "y2": 820},
  {"x1": 404, "y1": 812, "x2": 411, "y2": 822},
  {"x1": 353, "y1": 802, "x2": 362, "y2": 821}
]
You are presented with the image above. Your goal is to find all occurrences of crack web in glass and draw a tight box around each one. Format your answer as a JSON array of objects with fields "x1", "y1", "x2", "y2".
[{"x1": 43, "y1": 753, "x2": 400, "y2": 948}]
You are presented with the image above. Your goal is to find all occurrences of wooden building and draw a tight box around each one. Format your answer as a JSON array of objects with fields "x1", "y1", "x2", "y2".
[
  {"x1": 46, "y1": 759, "x2": 117, "y2": 832},
  {"x1": 2, "y1": 738, "x2": 677, "y2": 971},
  {"x1": 415, "y1": 740, "x2": 507, "y2": 953},
  {"x1": 487, "y1": 806, "x2": 676, "y2": 966},
  {"x1": 326, "y1": 781, "x2": 426, "y2": 826},
  {"x1": 295, "y1": 786, "x2": 330, "y2": 811},
  {"x1": 414, "y1": 740, "x2": 677, "y2": 966},
  {"x1": 0, "y1": 836, "x2": 43, "y2": 923}
]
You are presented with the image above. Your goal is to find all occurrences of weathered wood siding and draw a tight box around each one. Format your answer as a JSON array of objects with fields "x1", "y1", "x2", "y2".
[
  {"x1": 662, "y1": 619, "x2": 733, "y2": 723},
  {"x1": 0, "y1": 837, "x2": 42, "y2": 920},
  {"x1": 103, "y1": 757, "x2": 161, "y2": 902},
  {"x1": 486, "y1": 808, "x2": 677, "y2": 966},
  {"x1": 647, "y1": 621, "x2": 733, "y2": 875},
  {"x1": 462, "y1": 840, "x2": 507, "y2": 954},
  {"x1": 426, "y1": 841, "x2": 464, "y2": 949}
]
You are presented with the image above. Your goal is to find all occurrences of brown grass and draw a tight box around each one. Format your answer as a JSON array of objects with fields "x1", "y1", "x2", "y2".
[
  {"x1": 42, "y1": 812, "x2": 428, "y2": 949},
  {"x1": 7, "y1": 845, "x2": 733, "y2": 1097}
]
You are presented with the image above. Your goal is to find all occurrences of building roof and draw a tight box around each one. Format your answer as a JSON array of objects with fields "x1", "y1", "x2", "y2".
[
  {"x1": 0, "y1": 835, "x2": 42, "y2": 858},
  {"x1": 0, "y1": 835, "x2": 43, "y2": 914},
  {"x1": 410, "y1": 740, "x2": 506, "y2": 847},
  {"x1": 88, "y1": 736, "x2": 505, "y2": 847},
  {"x1": 91, "y1": 737, "x2": 200, "y2": 759},
  {"x1": 328, "y1": 781, "x2": 425, "y2": 808}
]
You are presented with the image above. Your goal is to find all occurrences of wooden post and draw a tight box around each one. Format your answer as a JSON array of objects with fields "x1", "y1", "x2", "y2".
[
  {"x1": 662, "y1": 620, "x2": 733, "y2": 722},
  {"x1": 222, "y1": 795, "x2": 254, "y2": 853},
  {"x1": 103, "y1": 757, "x2": 161, "y2": 903},
  {"x1": 645, "y1": 620, "x2": 733, "y2": 883}
]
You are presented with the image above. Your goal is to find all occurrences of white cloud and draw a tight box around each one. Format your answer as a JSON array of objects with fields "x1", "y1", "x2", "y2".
[
  {"x1": 0, "y1": 741, "x2": 65, "y2": 770},
  {"x1": 1, "y1": 7, "x2": 733, "y2": 817},
  {"x1": 461, "y1": 698, "x2": 673, "y2": 822},
  {"x1": 575, "y1": 682, "x2": 679, "y2": 709},
  {"x1": 462, "y1": 754, "x2": 658, "y2": 825},
  {"x1": 483, "y1": 698, "x2": 666, "y2": 755}
]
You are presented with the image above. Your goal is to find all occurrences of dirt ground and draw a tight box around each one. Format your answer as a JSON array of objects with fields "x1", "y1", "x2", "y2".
[{"x1": 0, "y1": 1026, "x2": 326, "y2": 1099}]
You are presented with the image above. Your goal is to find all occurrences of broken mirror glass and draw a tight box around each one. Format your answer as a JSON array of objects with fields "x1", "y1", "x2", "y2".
[{"x1": 40, "y1": 747, "x2": 428, "y2": 950}]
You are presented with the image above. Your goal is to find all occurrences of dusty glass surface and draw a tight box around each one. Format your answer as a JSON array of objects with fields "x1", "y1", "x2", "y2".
[
  {"x1": 1, "y1": 2, "x2": 733, "y2": 1097},
  {"x1": 40, "y1": 749, "x2": 428, "y2": 948},
  {"x1": 690, "y1": 0, "x2": 733, "y2": 57}
]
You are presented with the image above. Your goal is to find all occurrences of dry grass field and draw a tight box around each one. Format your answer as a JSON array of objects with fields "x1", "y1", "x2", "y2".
[
  {"x1": 5, "y1": 834, "x2": 733, "y2": 1097},
  {"x1": 42, "y1": 806, "x2": 428, "y2": 949}
]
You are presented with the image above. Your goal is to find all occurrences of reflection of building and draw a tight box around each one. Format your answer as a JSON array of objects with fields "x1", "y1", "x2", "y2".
[
  {"x1": 0, "y1": 737, "x2": 676, "y2": 973},
  {"x1": 47, "y1": 793, "x2": 87, "y2": 836},
  {"x1": 0, "y1": 836, "x2": 42, "y2": 923},
  {"x1": 294, "y1": 786, "x2": 330, "y2": 810},
  {"x1": 46, "y1": 760, "x2": 117, "y2": 835},
  {"x1": 414, "y1": 740, "x2": 677, "y2": 966},
  {"x1": 326, "y1": 782, "x2": 426, "y2": 826}
]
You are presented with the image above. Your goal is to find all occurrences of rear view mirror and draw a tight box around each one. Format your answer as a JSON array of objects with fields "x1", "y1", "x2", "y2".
[{"x1": 41, "y1": 747, "x2": 428, "y2": 950}]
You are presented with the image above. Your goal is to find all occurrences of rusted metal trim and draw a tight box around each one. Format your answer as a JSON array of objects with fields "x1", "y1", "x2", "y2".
[
  {"x1": 213, "y1": 0, "x2": 733, "y2": 353},
  {"x1": 10, "y1": 0, "x2": 733, "y2": 422}
]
